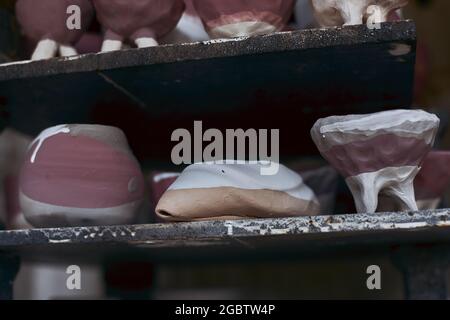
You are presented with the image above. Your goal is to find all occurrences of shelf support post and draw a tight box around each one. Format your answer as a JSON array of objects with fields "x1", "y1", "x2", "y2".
[{"x1": 392, "y1": 245, "x2": 449, "y2": 300}]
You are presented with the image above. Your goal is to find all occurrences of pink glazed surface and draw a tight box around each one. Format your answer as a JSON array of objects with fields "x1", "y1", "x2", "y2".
[
  {"x1": 15, "y1": 0, "x2": 94, "y2": 44},
  {"x1": 192, "y1": 0, "x2": 295, "y2": 31},
  {"x1": 20, "y1": 133, "x2": 145, "y2": 208},
  {"x1": 414, "y1": 151, "x2": 450, "y2": 200},
  {"x1": 320, "y1": 134, "x2": 432, "y2": 178},
  {"x1": 92, "y1": 0, "x2": 185, "y2": 40}
]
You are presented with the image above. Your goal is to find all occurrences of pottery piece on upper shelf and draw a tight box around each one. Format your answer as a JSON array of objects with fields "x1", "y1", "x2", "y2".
[
  {"x1": 311, "y1": 0, "x2": 408, "y2": 27},
  {"x1": 161, "y1": 0, "x2": 210, "y2": 44},
  {"x1": 311, "y1": 109, "x2": 440, "y2": 214},
  {"x1": 155, "y1": 161, "x2": 320, "y2": 222},
  {"x1": 91, "y1": 0, "x2": 185, "y2": 52},
  {"x1": 19, "y1": 124, "x2": 146, "y2": 228},
  {"x1": 192, "y1": 0, "x2": 296, "y2": 39},
  {"x1": 15, "y1": 0, "x2": 94, "y2": 60}
]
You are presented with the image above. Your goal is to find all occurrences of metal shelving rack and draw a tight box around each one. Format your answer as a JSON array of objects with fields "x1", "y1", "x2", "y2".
[{"x1": 1, "y1": 20, "x2": 447, "y2": 300}]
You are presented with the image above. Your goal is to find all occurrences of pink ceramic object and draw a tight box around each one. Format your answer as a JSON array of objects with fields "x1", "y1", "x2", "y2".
[
  {"x1": 311, "y1": 109, "x2": 440, "y2": 214},
  {"x1": 148, "y1": 171, "x2": 179, "y2": 207},
  {"x1": 19, "y1": 124, "x2": 145, "y2": 227},
  {"x1": 155, "y1": 161, "x2": 320, "y2": 222},
  {"x1": 91, "y1": 0, "x2": 185, "y2": 52},
  {"x1": 414, "y1": 151, "x2": 450, "y2": 210},
  {"x1": 15, "y1": 0, "x2": 94, "y2": 60},
  {"x1": 192, "y1": 0, "x2": 295, "y2": 38},
  {"x1": 311, "y1": 0, "x2": 408, "y2": 27}
]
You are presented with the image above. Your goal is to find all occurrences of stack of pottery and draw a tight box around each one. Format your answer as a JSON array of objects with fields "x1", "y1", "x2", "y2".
[
  {"x1": 19, "y1": 124, "x2": 145, "y2": 227},
  {"x1": 311, "y1": 109, "x2": 440, "y2": 214}
]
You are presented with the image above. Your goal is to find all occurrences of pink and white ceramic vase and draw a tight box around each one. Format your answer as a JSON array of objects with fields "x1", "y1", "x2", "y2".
[
  {"x1": 15, "y1": 0, "x2": 94, "y2": 60},
  {"x1": 311, "y1": 109, "x2": 440, "y2": 214},
  {"x1": 91, "y1": 0, "x2": 185, "y2": 52},
  {"x1": 192, "y1": 0, "x2": 296, "y2": 38},
  {"x1": 19, "y1": 124, "x2": 145, "y2": 227}
]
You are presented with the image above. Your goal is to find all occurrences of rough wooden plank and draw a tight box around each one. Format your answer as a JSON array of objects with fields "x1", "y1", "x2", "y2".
[
  {"x1": 0, "y1": 209, "x2": 448, "y2": 247},
  {"x1": 0, "y1": 21, "x2": 416, "y2": 158}
]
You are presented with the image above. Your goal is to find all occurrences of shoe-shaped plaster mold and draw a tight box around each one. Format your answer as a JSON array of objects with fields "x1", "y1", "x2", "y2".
[
  {"x1": 192, "y1": 0, "x2": 295, "y2": 39},
  {"x1": 311, "y1": 109, "x2": 440, "y2": 213},
  {"x1": 15, "y1": 0, "x2": 94, "y2": 60},
  {"x1": 155, "y1": 161, "x2": 320, "y2": 222},
  {"x1": 91, "y1": 0, "x2": 185, "y2": 52},
  {"x1": 19, "y1": 124, "x2": 146, "y2": 228},
  {"x1": 310, "y1": 0, "x2": 408, "y2": 27}
]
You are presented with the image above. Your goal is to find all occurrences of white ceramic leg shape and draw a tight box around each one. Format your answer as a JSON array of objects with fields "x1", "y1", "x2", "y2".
[
  {"x1": 32, "y1": 39, "x2": 58, "y2": 60},
  {"x1": 346, "y1": 166, "x2": 420, "y2": 213},
  {"x1": 101, "y1": 39, "x2": 123, "y2": 52},
  {"x1": 59, "y1": 45, "x2": 78, "y2": 57},
  {"x1": 135, "y1": 37, "x2": 158, "y2": 48}
]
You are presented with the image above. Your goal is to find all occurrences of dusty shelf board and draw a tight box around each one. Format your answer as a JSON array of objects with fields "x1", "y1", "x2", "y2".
[
  {"x1": 0, "y1": 21, "x2": 416, "y2": 157},
  {"x1": 0, "y1": 209, "x2": 449, "y2": 263}
]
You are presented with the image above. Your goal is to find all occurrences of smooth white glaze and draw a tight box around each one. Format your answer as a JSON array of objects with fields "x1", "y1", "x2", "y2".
[{"x1": 168, "y1": 161, "x2": 317, "y2": 201}]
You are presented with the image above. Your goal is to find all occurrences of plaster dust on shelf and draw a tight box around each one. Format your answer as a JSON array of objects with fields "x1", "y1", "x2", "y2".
[
  {"x1": 19, "y1": 124, "x2": 146, "y2": 228},
  {"x1": 155, "y1": 161, "x2": 320, "y2": 222},
  {"x1": 311, "y1": 109, "x2": 440, "y2": 214},
  {"x1": 310, "y1": 0, "x2": 408, "y2": 27},
  {"x1": 192, "y1": 0, "x2": 296, "y2": 38},
  {"x1": 91, "y1": 0, "x2": 185, "y2": 52},
  {"x1": 15, "y1": 0, "x2": 94, "y2": 60}
]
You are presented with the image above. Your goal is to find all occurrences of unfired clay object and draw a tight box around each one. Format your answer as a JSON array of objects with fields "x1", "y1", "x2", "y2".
[
  {"x1": 19, "y1": 124, "x2": 145, "y2": 227},
  {"x1": 192, "y1": 0, "x2": 296, "y2": 38},
  {"x1": 15, "y1": 0, "x2": 94, "y2": 60},
  {"x1": 91, "y1": 0, "x2": 185, "y2": 52},
  {"x1": 155, "y1": 161, "x2": 320, "y2": 222},
  {"x1": 310, "y1": 0, "x2": 408, "y2": 27},
  {"x1": 311, "y1": 109, "x2": 440, "y2": 214}
]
